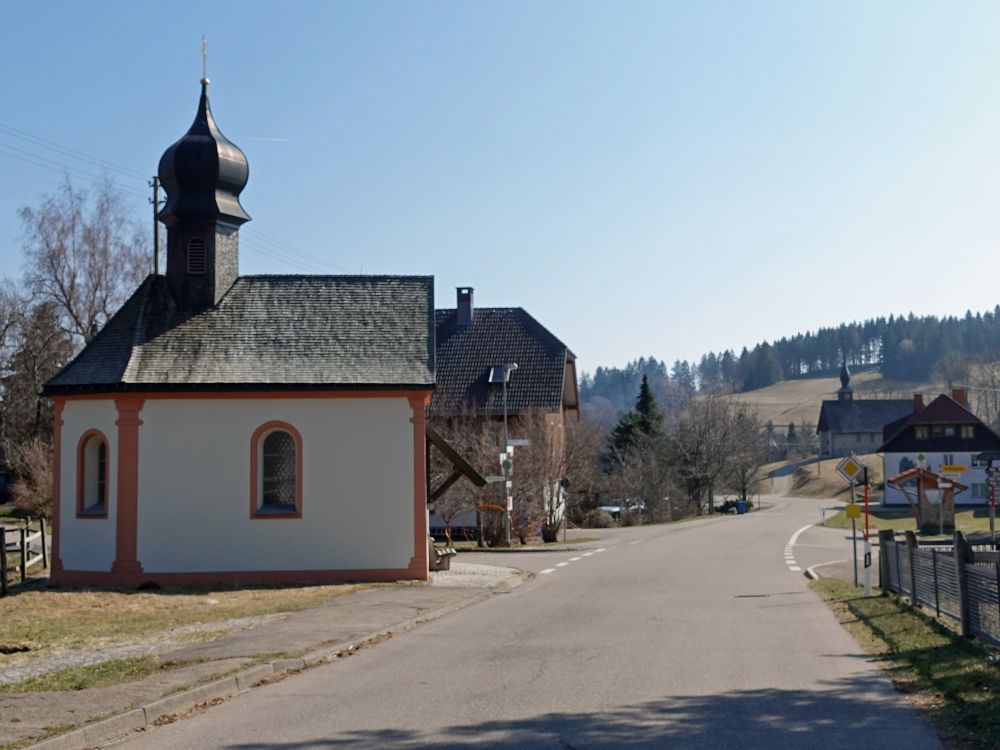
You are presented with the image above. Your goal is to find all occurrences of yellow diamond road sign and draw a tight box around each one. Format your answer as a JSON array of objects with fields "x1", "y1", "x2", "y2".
[{"x1": 836, "y1": 455, "x2": 865, "y2": 484}]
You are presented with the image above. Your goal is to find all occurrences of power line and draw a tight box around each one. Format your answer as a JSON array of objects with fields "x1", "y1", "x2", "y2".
[
  {"x1": 243, "y1": 228, "x2": 354, "y2": 273},
  {"x1": 240, "y1": 236, "x2": 335, "y2": 274},
  {"x1": 0, "y1": 122, "x2": 353, "y2": 273},
  {"x1": 0, "y1": 121, "x2": 148, "y2": 181},
  {"x1": 0, "y1": 142, "x2": 148, "y2": 202}
]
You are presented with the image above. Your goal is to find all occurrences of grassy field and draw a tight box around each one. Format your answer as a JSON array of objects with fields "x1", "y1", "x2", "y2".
[
  {"x1": 0, "y1": 583, "x2": 365, "y2": 658},
  {"x1": 814, "y1": 578, "x2": 1000, "y2": 750},
  {"x1": 820, "y1": 506, "x2": 998, "y2": 537},
  {"x1": 729, "y1": 369, "x2": 935, "y2": 429},
  {"x1": 789, "y1": 455, "x2": 884, "y2": 499}
]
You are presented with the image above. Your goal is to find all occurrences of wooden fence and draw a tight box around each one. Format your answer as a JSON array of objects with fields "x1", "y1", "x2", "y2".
[{"x1": 1, "y1": 518, "x2": 48, "y2": 596}]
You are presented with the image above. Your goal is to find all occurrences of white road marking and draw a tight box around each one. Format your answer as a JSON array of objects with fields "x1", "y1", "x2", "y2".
[
  {"x1": 581, "y1": 552, "x2": 594, "y2": 557},
  {"x1": 556, "y1": 562, "x2": 569, "y2": 567},
  {"x1": 540, "y1": 568, "x2": 556, "y2": 575},
  {"x1": 783, "y1": 524, "x2": 813, "y2": 573},
  {"x1": 570, "y1": 557, "x2": 582, "y2": 561},
  {"x1": 787, "y1": 524, "x2": 813, "y2": 547},
  {"x1": 595, "y1": 548, "x2": 607, "y2": 553},
  {"x1": 628, "y1": 540, "x2": 640, "y2": 545}
]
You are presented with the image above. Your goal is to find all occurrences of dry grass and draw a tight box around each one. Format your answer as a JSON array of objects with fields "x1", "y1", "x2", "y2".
[
  {"x1": 0, "y1": 583, "x2": 362, "y2": 657},
  {"x1": 820, "y1": 506, "x2": 1000, "y2": 537},
  {"x1": 729, "y1": 370, "x2": 935, "y2": 428},
  {"x1": 789, "y1": 455, "x2": 884, "y2": 499}
]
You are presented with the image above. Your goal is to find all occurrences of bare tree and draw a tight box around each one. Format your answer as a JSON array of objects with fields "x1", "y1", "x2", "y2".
[
  {"x1": 19, "y1": 177, "x2": 147, "y2": 345},
  {"x1": 0, "y1": 300, "x2": 73, "y2": 451},
  {"x1": 670, "y1": 393, "x2": 733, "y2": 515},
  {"x1": 726, "y1": 405, "x2": 767, "y2": 506},
  {"x1": 8, "y1": 437, "x2": 53, "y2": 518}
]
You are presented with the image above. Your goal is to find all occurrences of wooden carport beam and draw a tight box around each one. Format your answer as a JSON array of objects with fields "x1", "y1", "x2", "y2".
[{"x1": 425, "y1": 424, "x2": 487, "y2": 504}]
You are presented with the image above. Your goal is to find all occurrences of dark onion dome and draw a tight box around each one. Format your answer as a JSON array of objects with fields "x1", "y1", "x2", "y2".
[
  {"x1": 157, "y1": 80, "x2": 250, "y2": 226},
  {"x1": 840, "y1": 361, "x2": 851, "y2": 389}
]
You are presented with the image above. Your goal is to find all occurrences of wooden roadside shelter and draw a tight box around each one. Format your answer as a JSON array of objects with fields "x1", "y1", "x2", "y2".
[{"x1": 886, "y1": 466, "x2": 967, "y2": 532}]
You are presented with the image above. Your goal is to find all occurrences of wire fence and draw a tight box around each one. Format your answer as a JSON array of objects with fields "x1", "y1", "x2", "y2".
[{"x1": 880, "y1": 530, "x2": 1000, "y2": 646}]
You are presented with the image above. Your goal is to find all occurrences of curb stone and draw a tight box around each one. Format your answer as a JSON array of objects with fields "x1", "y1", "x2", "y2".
[{"x1": 23, "y1": 568, "x2": 525, "y2": 749}]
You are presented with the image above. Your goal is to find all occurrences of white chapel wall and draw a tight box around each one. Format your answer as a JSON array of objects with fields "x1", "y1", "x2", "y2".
[
  {"x1": 136, "y1": 397, "x2": 415, "y2": 573},
  {"x1": 59, "y1": 399, "x2": 118, "y2": 571}
]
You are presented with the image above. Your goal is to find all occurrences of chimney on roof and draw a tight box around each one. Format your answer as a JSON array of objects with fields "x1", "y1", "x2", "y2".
[
  {"x1": 457, "y1": 287, "x2": 474, "y2": 328},
  {"x1": 913, "y1": 393, "x2": 924, "y2": 413},
  {"x1": 952, "y1": 387, "x2": 966, "y2": 407}
]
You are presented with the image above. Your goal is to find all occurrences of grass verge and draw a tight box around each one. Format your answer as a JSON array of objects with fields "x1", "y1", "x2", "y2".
[
  {"x1": 813, "y1": 578, "x2": 1000, "y2": 750},
  {"x1": 0, "y1": 583, "x2": 363, "y2": 658},
  {"x1": 0, "y1": 656, "x2": 170, "y2": 693},
  {"x1": 819, "y1": 507, "x2": 998, "y2": 537}
]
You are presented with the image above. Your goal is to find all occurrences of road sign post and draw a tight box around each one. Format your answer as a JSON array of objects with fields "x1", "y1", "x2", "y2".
[
  {"x1": 837, "y1": 455, "x2": 866, "y2": 589},
  {"x1": 863, "y1": 470, "x2": 872, "y2": 596}
]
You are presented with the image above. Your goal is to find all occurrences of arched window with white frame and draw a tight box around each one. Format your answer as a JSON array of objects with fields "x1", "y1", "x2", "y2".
[{"x1": 250, "y1": 422, "x2": 302, "y2": 518}]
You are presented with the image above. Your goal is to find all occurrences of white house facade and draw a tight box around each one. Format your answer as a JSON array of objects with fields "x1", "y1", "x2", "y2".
[{"x1": 879, "y1": 391, "x2": 1000, "y2": 507}]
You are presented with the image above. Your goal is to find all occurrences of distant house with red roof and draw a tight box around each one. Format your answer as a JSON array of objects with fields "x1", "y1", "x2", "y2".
[{"x1": 878, "y1": 389, "x2": 1000, "y2": 506}]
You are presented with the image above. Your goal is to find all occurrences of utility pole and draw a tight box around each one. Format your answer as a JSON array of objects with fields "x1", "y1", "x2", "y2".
[{"x1": 149, "y1": 176, "x2": 162, "y2": 274}]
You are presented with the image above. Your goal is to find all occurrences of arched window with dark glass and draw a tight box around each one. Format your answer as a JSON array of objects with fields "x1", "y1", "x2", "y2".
[
  {"x1": 77, "y1": 430, "x2": 109, "y2": 517},
  {"x1": 251, "y1": 422, "x2": 302, "y2": 518}
]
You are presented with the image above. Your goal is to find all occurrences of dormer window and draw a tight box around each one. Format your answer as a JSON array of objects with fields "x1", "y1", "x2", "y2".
[
  {"x1": 961, "y1": 425, "x2": 974, "y2": 439},
  {"x1": 915, "y1": 426, "x2": 928, "y2": 440},
  {"x1": 943, "y1": 426, "x2": 955, "y2": 437},
  {"x1": 931, "y1": 425, "x2": 943, "y2": 438},
  {"x1": 187, "y1": 238, "x2": 207, "y2": 274}
]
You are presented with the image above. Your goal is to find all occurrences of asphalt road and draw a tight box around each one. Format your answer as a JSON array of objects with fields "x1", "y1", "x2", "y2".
[{"x1": 111, "y1": 496, "x2": 943, "y2": 749}]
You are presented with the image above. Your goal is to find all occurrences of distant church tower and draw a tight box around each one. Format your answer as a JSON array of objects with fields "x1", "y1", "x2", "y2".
[
  {"x1": 157, "y1": 78, "x2": 250, "y2": 309},
  {"x1": 837, "y1": 360, "x2": 853, "y2": 403}
]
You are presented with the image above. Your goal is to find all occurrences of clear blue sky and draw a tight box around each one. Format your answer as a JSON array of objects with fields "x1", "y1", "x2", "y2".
[{"x1": 3, "y1": 1, "x2": 1000, "y2": 375}]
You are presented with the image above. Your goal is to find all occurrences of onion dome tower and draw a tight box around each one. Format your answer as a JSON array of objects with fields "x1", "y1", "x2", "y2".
[{"x1": 157, "y1": 78, "x2": 250, "y2": 308}]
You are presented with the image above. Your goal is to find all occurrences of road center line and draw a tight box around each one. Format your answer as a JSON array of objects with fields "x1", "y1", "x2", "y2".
[
  {"x1": 595, "y1": 548, "x2": 607, "y2": 553},
  {"x1": 556, "y1": 562, "x2": 569, "y2": 567},
  {"x1": 570, "y1": 557, "x2": 582, "y2": 561},
  {"x1": 581, "y1": 552, "x2": 594, "y2": 557},
  {"x1": 540, "y1": 568, "x2": 556, "y2": 575}
]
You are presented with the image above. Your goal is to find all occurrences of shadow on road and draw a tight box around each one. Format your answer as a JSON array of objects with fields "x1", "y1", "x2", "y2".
[{"x1": 226, "y1": 673, "x2": 940, "y2": 749}]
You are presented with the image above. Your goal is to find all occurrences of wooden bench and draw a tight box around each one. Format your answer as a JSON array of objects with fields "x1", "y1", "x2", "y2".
[{"x1": 428, "y1": 538, "x2": 458, "y2": 572}]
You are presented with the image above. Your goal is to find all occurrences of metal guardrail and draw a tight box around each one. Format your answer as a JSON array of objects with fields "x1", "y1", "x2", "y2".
[{"x1": 880, "y1": 530, "x2": 1000, "y2": 647}]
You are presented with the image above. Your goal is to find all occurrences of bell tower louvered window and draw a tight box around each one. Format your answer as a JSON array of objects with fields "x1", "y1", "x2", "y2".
[{"x1": 187, "y1": 238, "x2": 207, "y2": 274}]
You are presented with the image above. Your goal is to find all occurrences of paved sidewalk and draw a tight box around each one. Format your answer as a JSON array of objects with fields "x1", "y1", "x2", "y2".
[{"x1": 1, "y1": 562, "x2": 523, "y2": 750}]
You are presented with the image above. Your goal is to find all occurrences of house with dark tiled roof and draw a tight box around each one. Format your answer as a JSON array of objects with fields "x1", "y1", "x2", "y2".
[
  {"x1": 878, "y1": 389, "x2": 1000, "y2": 506},
  {"x1": 816, "y1": 364, "x2": 911, "y2": 458},
  {"x1": 43, "y1": 81, "x2": 436, "y2": 585},
  {"x1": 431, "y1": 288, "x2": 578, "y2": 420},
  {"x1": 428, "y1": 287, "x2": 579, "y2": 536}
]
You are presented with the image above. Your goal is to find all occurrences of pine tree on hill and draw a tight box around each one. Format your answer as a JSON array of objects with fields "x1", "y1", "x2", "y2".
[{"x1": 608, "y1": 374, "x2": 663, "y2": 460}]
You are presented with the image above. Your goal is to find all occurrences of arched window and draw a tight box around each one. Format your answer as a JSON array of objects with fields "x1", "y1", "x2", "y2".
[
  {"x1": 251, "y1": 422, "x2": 302, "y2": 518},
  {"x1": 187, "y1": 238, "x2": 207, "y2": 274},
  {"x1": 77, "y1": 430, "x2": 109, "y2": 518}
]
